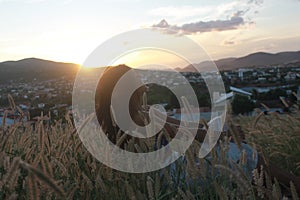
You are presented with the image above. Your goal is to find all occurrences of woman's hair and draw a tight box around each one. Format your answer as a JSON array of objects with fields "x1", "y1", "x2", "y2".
[{"x1": 95, "y1": 65, "x2": 146, "y2": 143}]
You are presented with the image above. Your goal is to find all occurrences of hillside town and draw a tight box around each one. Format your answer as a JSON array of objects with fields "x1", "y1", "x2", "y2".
[{"x1": 1, "y1": 62, "x2": 300, "y2": 126}]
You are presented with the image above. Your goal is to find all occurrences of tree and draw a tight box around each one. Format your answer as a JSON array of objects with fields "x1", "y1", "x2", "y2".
[
  {"x1": 231, "y1": 94, "x2": 255, "y2": 115},
  {"x1": 252, "y1": 89, "x2": 258, "y2": 100}
]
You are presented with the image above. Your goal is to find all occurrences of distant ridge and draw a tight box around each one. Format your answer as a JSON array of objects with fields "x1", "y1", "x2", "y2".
[
  {"x1": 181, "y1": 50, "x2": 300, "y2": 72},
  {"x1": 1, "y1": 50, "x2": 300, "y2": 81},
  {"x1": 0, "y1": 58, "x2": 79, "y2": 83}
]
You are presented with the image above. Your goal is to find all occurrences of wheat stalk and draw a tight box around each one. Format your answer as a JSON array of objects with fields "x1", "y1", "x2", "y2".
[{"x1": 20, "y1": 160, "x2": 66, "y2": 199}]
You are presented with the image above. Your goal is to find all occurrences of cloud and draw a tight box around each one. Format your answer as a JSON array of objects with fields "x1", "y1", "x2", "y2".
[
  {"x1": 223, "y1": 40, "x2": 236, "y2": 46},
  {"x1": 221, "y1": 31, "x2": 247, "y2": 46},
  {"x1": 181, "y1": 15, "x2": 245, "y2": 33},
  {"x1": 153, "y1": 19, "x2": 169, "y2": 28},
  {"x1": 152, "y1": 14, "x2": 248, "y2": 35},
  {"x1": 151, "y1": 0, "x2": 263, "y2": 35}
]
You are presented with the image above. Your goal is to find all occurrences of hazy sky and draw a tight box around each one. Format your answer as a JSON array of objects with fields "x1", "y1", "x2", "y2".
[{"x1": 0, "y1": 0, "x2": 299, "y2": 65}]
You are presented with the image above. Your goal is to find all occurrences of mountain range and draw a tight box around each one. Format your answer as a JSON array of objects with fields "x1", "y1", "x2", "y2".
[
  {"x1": 181, "y1": 50, "x2": 300, "y2": 72},
  {"x1": 0, "y1": 50, "x2": 300, "y2": 83}
]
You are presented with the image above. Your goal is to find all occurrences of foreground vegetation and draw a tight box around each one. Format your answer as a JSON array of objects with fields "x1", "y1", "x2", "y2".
[{"x1": 0, "y1": 102, "x2": 299, "y2": 199}]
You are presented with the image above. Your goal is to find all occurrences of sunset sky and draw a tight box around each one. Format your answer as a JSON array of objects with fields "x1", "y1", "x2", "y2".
[{"x1": 0, "y1": 0, "x2": 299, "y2": 66}]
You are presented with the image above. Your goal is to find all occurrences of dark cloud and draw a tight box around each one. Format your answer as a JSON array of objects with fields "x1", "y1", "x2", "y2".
[
  {"x1": 152, "y1": 0, "x2": 265, "y2": 35},
  {"x1": 181, "y1": 15, "x2": 245, "y2": 33},
  {"x1": 152, "y1": 19, "x2": 169, "y2": 28},
  {"x1": 152, "y1": 14, "x2": 247, "y2": 35}
]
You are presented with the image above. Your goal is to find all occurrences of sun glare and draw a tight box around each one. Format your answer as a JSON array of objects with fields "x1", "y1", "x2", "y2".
[{"x1": 111, "y1": 49, "x2": 190, "y2": 70}]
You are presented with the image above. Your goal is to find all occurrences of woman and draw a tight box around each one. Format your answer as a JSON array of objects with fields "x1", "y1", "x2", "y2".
[
  {"x1": 95, "y1": 65, "x2": 148, "y2": 144},
  {"x1": 95, "y1": 65, "x2": 193, "y2": 145},
  {"x1": 95, "y1": 65, "x2": 300, "y2": 194}
]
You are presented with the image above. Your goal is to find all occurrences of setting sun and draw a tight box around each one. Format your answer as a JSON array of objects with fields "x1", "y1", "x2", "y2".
[{"x1": 111, "y1": 49, "x2": 190, "y2": 69}]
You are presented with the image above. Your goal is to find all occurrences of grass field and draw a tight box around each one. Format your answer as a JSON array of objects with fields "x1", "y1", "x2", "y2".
[{"x1": 0, "y1": 100, "x2": 299, "y2": 199}]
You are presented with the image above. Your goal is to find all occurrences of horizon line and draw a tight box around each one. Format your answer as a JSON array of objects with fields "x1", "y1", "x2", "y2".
[{"x1": 0, "y1": 49, "x2": 299, "y2": 66}]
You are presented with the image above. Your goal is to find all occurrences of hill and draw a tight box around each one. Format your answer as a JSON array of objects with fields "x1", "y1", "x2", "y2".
[
  {"x1": 181, "y1": 51, "x2": 300, "y2": 72},
  {"x1": 1, "y1": 51, "x2": 300, "y2": 80},
  {"x1": 0, "y1": 58, "x2": 79, "y2": 83}
]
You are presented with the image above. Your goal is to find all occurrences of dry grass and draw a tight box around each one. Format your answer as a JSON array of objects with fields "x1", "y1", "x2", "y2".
[
  {"x1": 238, "y1": 111, "x2": 300, "y2": 177},
  {"x1": 0, "y1": 97, "x2": 299, "y2": 199}
]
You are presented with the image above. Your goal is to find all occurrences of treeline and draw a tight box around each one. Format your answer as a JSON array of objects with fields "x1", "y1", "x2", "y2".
[{"x1": 146, "y1": 83, "x2": 211, "y2": 109}]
